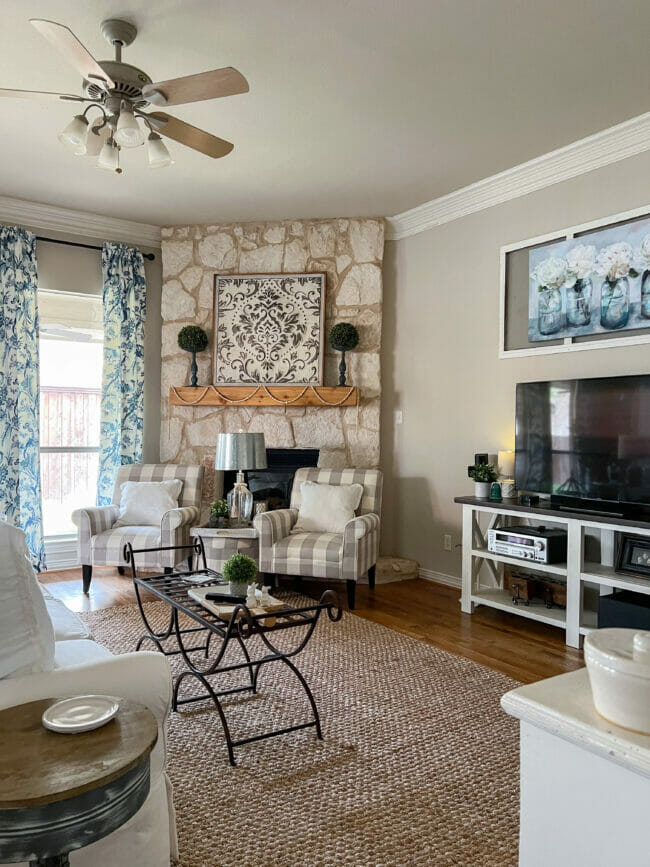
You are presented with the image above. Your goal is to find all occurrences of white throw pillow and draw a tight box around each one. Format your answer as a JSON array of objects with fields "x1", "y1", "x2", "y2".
[
  {"x1": 0, "y1": 522, "x2": 55, "y2": 679},
  {"x1": 292, "y1": 481, "x2": 364, "y2": 535},
  {"x1": 114, "y1": 479, "x2": 183, "y2": 527}
]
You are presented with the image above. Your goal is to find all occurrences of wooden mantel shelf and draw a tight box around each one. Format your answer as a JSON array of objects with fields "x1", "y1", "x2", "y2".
[{"x1": 169, "y1": 385, "x2": 359, "y2": 408}]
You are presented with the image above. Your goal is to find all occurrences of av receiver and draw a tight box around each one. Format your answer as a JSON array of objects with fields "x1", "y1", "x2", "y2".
[{"x1": 487, "y1": 525, "x2": 567, "y2": 564}]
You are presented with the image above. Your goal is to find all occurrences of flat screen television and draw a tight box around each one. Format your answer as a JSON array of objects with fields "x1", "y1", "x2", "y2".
[{"x1": 515, "y1": 374, "x2": 650, "y2": 516}]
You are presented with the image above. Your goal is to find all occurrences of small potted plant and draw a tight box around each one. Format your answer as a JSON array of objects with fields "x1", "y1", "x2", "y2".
[
  {"x1": 469, "y1": 463, "x2": 498, "y2": 498},
  {"x1": 177, "y1": 325, "x2": 209, "y2": 387},
  {"x1": 329, "y1": 322, "x2": 359, "y2": 386},
  {"x1": 209, "y1": 499, "x2": 230, "y2": 528},
  {"x1": 222, "y1": 553, "x2": 258, "y2": 596}
]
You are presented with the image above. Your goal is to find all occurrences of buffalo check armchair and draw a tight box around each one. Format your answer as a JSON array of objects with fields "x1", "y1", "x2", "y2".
[
  {"x1": 253, "y1": 467, "x2": 382, "y2": 609},
  {"x1": 72, "y1": 464, "x2": 204, "y2": 593}
]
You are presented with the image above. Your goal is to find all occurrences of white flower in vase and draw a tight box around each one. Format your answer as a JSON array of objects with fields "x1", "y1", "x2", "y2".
[
  {"x1": 595, "y1": 242, "x2": 638, "y2": 283},
  {"x1": 565, "y1": 244, "x2": 596, "y2": 287},
  {"x1": 532, "y1": 256, "x2": 568, "y2": 291},
  {"x1": 637, "y1": 234, "x2": 650, "y2": 269}
]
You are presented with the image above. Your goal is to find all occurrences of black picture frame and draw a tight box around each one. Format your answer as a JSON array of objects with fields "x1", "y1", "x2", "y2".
[{"x1": 616, "y1": 534, "x2": 650, "y2": 578}]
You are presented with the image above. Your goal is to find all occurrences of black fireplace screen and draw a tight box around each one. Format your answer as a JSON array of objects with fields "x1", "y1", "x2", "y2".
[{"x1": 223, "y1": 448, "x2": 319, "y2": 512}]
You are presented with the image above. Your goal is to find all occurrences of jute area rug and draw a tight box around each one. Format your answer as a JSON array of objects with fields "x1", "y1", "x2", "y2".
[{"x1": 80, "y1": 598, "x2": 520, "y2": 867}]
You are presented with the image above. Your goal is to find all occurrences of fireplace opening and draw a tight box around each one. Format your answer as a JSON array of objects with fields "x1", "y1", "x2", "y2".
[{"x1": 223, "y1": 448, "x2": 319, "y2": 512}]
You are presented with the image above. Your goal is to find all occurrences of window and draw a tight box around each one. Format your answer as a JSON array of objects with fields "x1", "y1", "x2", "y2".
[{"x1": 39, "y1": 290, "x2": 103, "y2": 538}]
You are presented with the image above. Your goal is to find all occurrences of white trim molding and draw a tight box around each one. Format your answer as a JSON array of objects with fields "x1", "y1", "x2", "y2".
[
  {"x1": 387, "y1": 112, "x2": 650, "y2": 241},
  {"x1": 419, "y1": 567, "x2": 461, "y2": 590},
  {"x1": 0, "y1": 195, "x2": 161, "y2": 248},
  {"x1": 43, "y1": 535, "x2": 80, "y2": 572}
]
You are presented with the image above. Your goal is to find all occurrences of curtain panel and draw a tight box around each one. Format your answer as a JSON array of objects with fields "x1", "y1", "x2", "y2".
[
  {"x1": 0, "y1": 226, "x2": 46, "y2": 570},
  {"x1": 97, "y1": 242, "x2": 147, "y2": 505}
]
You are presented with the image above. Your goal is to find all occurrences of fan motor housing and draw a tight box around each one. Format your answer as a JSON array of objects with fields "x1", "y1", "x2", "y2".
[{"x1": 83, "y1": 61, "x2": 152, "y2": 104}]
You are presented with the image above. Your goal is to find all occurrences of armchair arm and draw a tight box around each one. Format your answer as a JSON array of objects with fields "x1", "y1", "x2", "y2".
[
  {"x1": 342, "y1": 512, "x2": 380, "y2": 582},
  {"x1": 160, "y1": 506, "x2": 200, "y2": 568},
  {"x1": 254, "y1": 509, "x2": 298, "y2": 571},
  {"x1": 72, "y1": 505, "x2": 120, "y2": 564}
]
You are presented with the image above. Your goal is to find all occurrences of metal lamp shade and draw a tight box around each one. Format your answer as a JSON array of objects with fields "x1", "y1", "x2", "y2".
[{"x1": 215, "y1": 432, "x2": 267, "y2": 471}]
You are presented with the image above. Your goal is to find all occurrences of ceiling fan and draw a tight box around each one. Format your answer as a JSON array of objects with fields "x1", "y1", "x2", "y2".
[{"x1": 0, "y1": 18, "x2": 249, "y2": 173}]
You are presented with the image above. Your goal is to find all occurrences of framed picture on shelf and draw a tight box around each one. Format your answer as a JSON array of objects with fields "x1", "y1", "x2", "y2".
[
  {"x1": 616, "y1": 534, "x2": 650, "y2": 579},
  {"x1": 212, "y1": 272, "x2": 326, "y2": 385}
]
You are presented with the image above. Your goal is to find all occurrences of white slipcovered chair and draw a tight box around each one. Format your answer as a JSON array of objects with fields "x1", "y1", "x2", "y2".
[
  {"x1": 73, "y1": 464, "x2": 204, "y2": 593},
  {"x1": 254, "y1": 467, "x2": 382, "y2": 609},
  {"x1": 0, "y1": 522, "x2": 177, "y2": 866}
]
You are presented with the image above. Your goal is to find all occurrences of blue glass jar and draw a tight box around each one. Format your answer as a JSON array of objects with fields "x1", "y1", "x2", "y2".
[
  {"x1": 600, "y1": 277, "x2": 629, "y2": 330},
  {"x1": 537, "y1": 287, "x2": 563, "y2": 335},
  {"x1": 566, "y1": 278, "x2": 592, "y2": 327}
]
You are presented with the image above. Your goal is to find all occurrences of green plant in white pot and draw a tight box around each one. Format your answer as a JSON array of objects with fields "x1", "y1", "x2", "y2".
[
  {"x1": 469, "y1": 463, "x2": 498, "y2": 498},
  {"x1": 222, "y1": 553, "x2": 258, "y2": 596}
]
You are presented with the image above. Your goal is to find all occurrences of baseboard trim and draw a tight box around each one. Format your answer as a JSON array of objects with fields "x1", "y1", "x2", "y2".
[
  {"x1": 419, "y1": 567, "x2": 461, "y2": 589},
  {"x1": 43, "y1": 536, "x2": 80, "y2": 571}
]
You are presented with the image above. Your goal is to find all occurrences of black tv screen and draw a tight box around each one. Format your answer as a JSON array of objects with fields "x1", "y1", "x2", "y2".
[{"x1": 515, "y1": 374, "x2": 650, "y2": 510}]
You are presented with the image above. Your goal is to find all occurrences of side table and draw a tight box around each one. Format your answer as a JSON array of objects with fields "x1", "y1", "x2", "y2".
[
  {"x1": 0, "y1": 698, "x2": 157, "y2": 866},
  {"x1": 191, "y1": 525, "x2": 259, "y2": 573}
]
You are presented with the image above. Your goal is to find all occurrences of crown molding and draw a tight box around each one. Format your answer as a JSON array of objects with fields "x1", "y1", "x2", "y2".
[
  {"x1": 0, "y1": 196, "x2": 161, "y2": 248},
  {"x1": 386, "y1": 112, "x2": 650, "y2": 241}
]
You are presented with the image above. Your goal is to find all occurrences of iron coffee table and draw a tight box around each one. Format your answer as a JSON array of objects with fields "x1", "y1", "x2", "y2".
[{"x1": 126, "y1": 539, "x2": 341, "y2": 765}]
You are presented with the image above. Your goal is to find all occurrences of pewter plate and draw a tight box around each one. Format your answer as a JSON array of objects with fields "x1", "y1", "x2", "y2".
[{"x1": 42, "y1": 695, "x2": 121, "y2": 734}]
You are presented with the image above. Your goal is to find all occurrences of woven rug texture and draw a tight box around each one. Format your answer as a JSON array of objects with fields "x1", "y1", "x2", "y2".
[{"x1": 80, "y1": 598, "x2": 520, "y2": 867}]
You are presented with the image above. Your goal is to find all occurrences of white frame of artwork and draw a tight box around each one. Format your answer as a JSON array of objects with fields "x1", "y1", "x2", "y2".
[
  {"x1": 499, "y1": 203, "x2": 650, "y2": 359},
  {"x1": 212, "y1": 272, "x2": 326, "y2": 385}
]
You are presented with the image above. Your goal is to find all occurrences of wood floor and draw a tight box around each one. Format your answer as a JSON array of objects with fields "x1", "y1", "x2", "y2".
[{"x1": 41, "y1": 568, "x2": 583, "y2": 684}]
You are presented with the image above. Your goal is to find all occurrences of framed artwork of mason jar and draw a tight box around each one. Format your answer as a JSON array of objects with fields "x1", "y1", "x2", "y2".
[
  {"x1": 212, "y1": 272, "x2": 326, "y2": 384},
  {"x1": 499, "y1": 204, "x2": 650, "y2": 358}
]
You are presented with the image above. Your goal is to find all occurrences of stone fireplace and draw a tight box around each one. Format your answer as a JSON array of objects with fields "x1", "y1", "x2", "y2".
[{"x1": 159, "y1": 217, "x2": 384, "y2": 516}]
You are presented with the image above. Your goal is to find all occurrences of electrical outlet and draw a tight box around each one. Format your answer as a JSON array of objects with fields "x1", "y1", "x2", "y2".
[
  {"x1": 443, "y1": 534, "x2": 452, "y2": 551},
  {"x1": 395, "y1": 410, "x2": 403, "y2": 425}
]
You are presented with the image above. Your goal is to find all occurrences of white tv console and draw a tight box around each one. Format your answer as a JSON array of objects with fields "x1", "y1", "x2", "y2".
[{"x1": 455, "y1": 496, "x2": 650, "y2": 648}]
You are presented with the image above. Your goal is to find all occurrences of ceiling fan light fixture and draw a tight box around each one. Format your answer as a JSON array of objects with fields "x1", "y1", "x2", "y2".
[
  {"x1": 115, "y1": 105, "x2": 144, "y2": 147},
  {"x1": 81, "y1": 118, "x2": 110, "y2": 157},
  {"x1": 146, "y1": 131, "x2": 173, "y2": 168},
  {"x1": 97, "y1": 136, "x2": 119, "y2": 172},
  {"x1": 58, "y1": 113, "x2": 89, "y2": 149}
]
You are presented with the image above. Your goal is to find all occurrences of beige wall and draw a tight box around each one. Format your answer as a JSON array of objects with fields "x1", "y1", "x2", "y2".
[
  {"x1": 0, "y1": 223, "x2": 162, "y2": 463},
  {"x1": 160, "y1": 218, "x2": 383, "y2": 512},
  {"x1": 381, "y1": 149, "x2": 650, "y2": 578}
]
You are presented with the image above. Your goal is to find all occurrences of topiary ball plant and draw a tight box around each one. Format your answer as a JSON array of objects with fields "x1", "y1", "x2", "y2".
[
  {"x1": 177, "y1": 325, "x2": 209, "y2": 387},
  {"x1": 329, "y1": 323, "x2": 359, "y2": 386},
  {"x1": 222, "y1": 553, "x2": 258, "y2": 595}
]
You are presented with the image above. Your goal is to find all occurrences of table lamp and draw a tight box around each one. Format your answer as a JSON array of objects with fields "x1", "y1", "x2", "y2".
[
  {"x1": 215, "y1": 432, "x2": 267, "y2": 527},
  {"x1": 498, "y1": 449, "x2": 516, "y2": 499}
]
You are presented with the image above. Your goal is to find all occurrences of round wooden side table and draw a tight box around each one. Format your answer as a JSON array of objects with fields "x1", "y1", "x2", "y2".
[{"x1": 0, "y1": 697, "x2": 158, "y2": 866}]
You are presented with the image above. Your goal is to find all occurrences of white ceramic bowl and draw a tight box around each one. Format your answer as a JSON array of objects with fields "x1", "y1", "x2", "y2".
[{"x1": 584, "y1": 628, "x2": 650, "y2": 734}]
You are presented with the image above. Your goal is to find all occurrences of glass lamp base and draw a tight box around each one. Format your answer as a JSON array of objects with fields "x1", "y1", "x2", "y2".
[{"x1": 227, "y1": 472, "x2": 253, "y2": 526}]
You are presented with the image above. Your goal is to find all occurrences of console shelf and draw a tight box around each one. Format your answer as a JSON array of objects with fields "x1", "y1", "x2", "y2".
[{"x1": 455, "y1": 496, "x2": 650, "y2": 648}]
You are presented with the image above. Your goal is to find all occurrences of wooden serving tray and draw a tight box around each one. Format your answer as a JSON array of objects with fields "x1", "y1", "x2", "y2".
[{"x1": 188, "y1": 586, "x2": 285, "y2": 624}]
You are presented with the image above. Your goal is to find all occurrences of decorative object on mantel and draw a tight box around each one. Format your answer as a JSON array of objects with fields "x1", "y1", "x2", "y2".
[
  {"x1": 468, "y1": 463, "x2": 497, "y2": 498},
  {"x1": 169, "y1": 384, "x2": 358, "y2": 407},
  {"x1": 584, "y1": 628, "x2": 650, "y2": 734},
  {"x1": 209, "y1": 498, "x2": 230, "y2": 528},
  {"x1": 222, "y1": 552, "x2": 258, "y2": 596},
  {"x1": 213, "y1": 273, "x2": 326, "y2": 384},
  {"x1": 501, "y1": 205, "x2": 650, "y2": 357},
  {"x1": 0, "y1": 17, "x2": 249, "y2": 173},
  {"x1": 177, "y1": 325, "x2": 209, "y2": 387},
  {"x1": 215, "y1": 432, "x2": 266, "y2": 526},
  {"x1": 329, "y1": 322, "x2": 359, "y2": 386},
  {"x1": 489, "y1": 481, "x2": 502, "y2": 502}
]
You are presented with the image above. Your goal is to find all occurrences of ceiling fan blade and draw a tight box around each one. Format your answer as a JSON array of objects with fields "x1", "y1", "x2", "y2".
[
  {"x1": 30, "y1": 19, "x2": 115, "y2": 89},
  {"x1": 147, "y1": 112, "x2": 234, "y2": 158},
  {"x1": 142, "y1": 67, "x2": 248, "y2": 107},
  {"x1": 0, "y1": 87, "x2": 87, "y2": 102}
]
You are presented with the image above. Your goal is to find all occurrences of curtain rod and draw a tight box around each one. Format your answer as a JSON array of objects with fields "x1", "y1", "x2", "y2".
[{"x1": 35, "y1": 235, "x2": 156, "y2": 261}]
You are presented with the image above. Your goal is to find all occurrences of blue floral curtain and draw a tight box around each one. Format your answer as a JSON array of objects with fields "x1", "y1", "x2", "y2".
[
  {"x1": 0, "y1": 227, "x2": 46, "y2": 570},
  {"x1": 97, "y1": 242, "x2": 147, "y2": 505}
]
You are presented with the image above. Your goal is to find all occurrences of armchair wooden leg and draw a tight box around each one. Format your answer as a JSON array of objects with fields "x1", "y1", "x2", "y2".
[
  {"x1": 294, "y1": 575, "x2": 304, "y2": 593},
  {"x1": 117, "y1": 566, "x2": 125, "y2": 576},
  {"x1": 187, "y1": 555, "x2": 193, "y2": 571},
  {"x1": 368, "y1": 564, "x2": 376, "y2": 590},
  {"x1": 82, "y1": 565, "x2": 92, "y2": 594},
  {"x1": 346, "y1": 579, "x2": 356, "y2": 610},
  {"x1": 164, "y1": 567, "x2": 173, "y2": 575}
]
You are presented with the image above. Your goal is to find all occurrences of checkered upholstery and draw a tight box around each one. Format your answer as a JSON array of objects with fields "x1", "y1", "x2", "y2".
[
  {"x1": 72, "y1": 464, "x2": 204, "y2": 571},
  {"x1": 254, "y1": 468, "x2": 382, "y2": 585}
]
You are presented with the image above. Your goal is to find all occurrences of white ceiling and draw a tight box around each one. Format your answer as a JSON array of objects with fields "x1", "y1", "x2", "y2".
[{"x1": 0, "y1": 0, "x2": 648, "y2": 226}]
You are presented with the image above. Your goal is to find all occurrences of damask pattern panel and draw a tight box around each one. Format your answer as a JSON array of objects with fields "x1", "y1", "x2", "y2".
[{"x1": 213, "y1": 273, "x2": 325, "y2": 385}]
